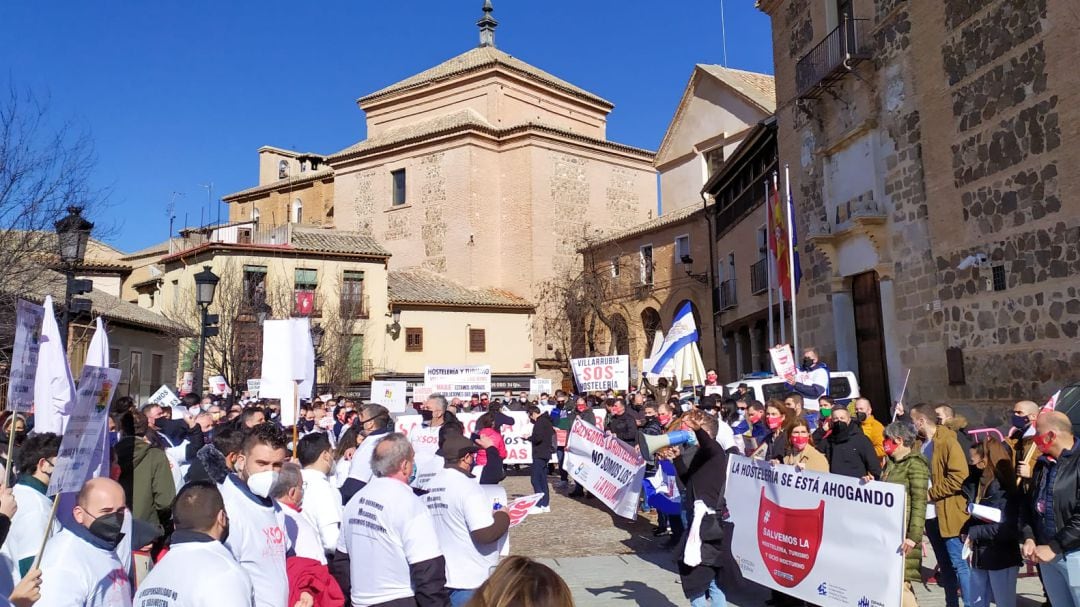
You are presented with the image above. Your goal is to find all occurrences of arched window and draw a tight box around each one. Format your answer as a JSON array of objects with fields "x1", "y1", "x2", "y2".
[
  {"x1": 609, "y1": 314, "x2": 630, "y2": 356},
  {"x1": 641, "y1": 307, "x2": 662, "y2": 354},
  {"x1": 278, "y1": 160, "x2": 288, "y2": 180},
  {"x1": 292, "y1": 199, "x2": 303, "y2": 224}
]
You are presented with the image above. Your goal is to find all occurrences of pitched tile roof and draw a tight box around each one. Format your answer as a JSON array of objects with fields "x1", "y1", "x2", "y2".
[
  {"x1": 288, "y1": 226, "x2": 391, "y2": 258},
  {"x1": 329, "y1": 109, "x2": 493, "y2": 161},
  {"x1": 359, "y1": 46, "x2": 612, "y2": 108},
  {"x1": 579, "y1": 203, "x2": 705, "y2": 251},
  {"x1": 222, "y1": 167, "x2": 333, "y2": 201},
  {"x1": 696, "y1": 65, "x2": 777, "y2": 113},
  {"x1": 389, "y1": 268, "x2": 532, "y2": 309}
]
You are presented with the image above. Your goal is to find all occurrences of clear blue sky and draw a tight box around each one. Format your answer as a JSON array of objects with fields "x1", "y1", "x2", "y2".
[{"x1": 3, "y1": 1, "x2": 774, "y2": 252}]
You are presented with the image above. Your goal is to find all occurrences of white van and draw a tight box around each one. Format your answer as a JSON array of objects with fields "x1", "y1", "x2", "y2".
[{"x1": 724, "y1": 371, "x2": 862, "y2": 406}]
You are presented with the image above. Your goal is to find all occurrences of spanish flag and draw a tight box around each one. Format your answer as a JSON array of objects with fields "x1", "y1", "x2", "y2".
[{"x1": 768, "y1": 175, "x2": 802, "y2": 301}]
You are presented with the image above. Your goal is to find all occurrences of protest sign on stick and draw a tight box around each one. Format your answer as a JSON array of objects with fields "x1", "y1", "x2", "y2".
[
  {"x1": 371, "y1": 380, "x2": 408, "y2": 412},
  {"x1": 563, "y1": 418, "x2": 645, "y2": 519},
  {"x1": 725, "y1": 455, "x2": 905, "y2": 607},
  {"x1": 769, "y1": 344, "x2": 797, "y2": 380},
  {"x1": 4, "y1": 300, "x2": 44, "y2": 487},
  {"x1": 148, "y1": 384, "x2": 182, "y2": 408}
]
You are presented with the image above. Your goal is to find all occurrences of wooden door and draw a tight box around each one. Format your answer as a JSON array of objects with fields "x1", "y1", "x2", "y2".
[{"x1": 851, "y1": 272, "x2": 891, "y2": 421}]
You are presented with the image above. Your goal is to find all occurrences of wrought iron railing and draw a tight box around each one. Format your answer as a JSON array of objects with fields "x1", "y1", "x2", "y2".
[
  {"x1": 750, "y1": 259, "x2": 769, "y2": 295},
  {"x1": 796, "y1": 18, "x2": 872, "y2": 98},
  {"x1": 720, "y1": 279, "x2": 738, "y2": 310}
]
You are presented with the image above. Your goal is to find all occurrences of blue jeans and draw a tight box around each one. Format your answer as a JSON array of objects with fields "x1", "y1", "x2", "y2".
[
  {"x1": 449, "y1": 588, "x2": 475, "y2": 607},
  {"x1": 688, "y1": 578, "x2": 726, "y2": 607},
  {"x1": 925, "y1": 518, "x2": 971, "y2": 607},
  {"x1": 531, "y1": 458, "x2": 550, "y2": 507},
  {"x1": 968, "y1": 566, "x2": 1016, "y2": 607},
  {"x1": 1041, "y1": 550, "x2": 1080, "y2": 607}
]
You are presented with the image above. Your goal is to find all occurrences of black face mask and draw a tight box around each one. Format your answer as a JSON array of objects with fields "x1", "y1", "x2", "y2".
[
  {"x1": 855, "y1": 412, "x2": 868, "y2": 424},
  {"x1": 87, "y1": 511, "x2": 126, "y2": 549},
  {"x1": 830, "y1": 421, "x2": 849, "y2": 440},
  {"x1": 420, "y1": 409, "x2": 433, "y2": 422},
  {"x1": 11, "y1": 430, "x2": 27, "y2": 446},
  {"x1": 802, "y1": 357, "x2": 815, "y2": 369}
]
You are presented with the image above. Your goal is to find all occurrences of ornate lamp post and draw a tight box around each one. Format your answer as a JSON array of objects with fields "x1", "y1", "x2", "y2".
[
  {"x1": 54, "y1": 206, "x2": 94, "y2": 351},
  {"x1": 192, "y1": 265, "x2": 220, "y2": 395}
]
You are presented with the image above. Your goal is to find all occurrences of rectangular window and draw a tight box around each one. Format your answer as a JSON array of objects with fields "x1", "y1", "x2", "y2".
[
  {"x1": 639, "y1": 245, "x2": 654, "y2": 285},
  {"x1": 405, "y1": 328, "x2": 423, "y2": 352},
  {"x1": 757, "y1": 226, "x2": 768, "y2": 259},
  {"x1": 675, "y1": 235, "x2": 691, "y2": 261},
  {"x1": 243, "y1": 265, "x2": 268, "y2": 308},
  {"x1": 469, "y1": 329, "x2": 486, "y2": 353},
  {"x1": 294, "y1": 268, "x2": 318, "y2": 316},
  {"x1": 150, "y1": 354, "x2": 163, "y2": 388},
  {"x1": 349, "y1": 336, "x2": 365, "y2": 380},
  {"x1": 703, "y1": 146, "x2": 725, "y2": 179},
  {"x1": 992, "y1": 265, "x2": 1007, "y2": 292},
  {"x1": 109, "y1": 348, "x2": 120, "y2": 369},
  {"x1": 171, "y1": 280, "x2": 179, "y2": 308},
  {"x1": 392, "y1": 169, "x2": 407, "y2": 205},
  {"x1": 611, "y1": 257, "x2": 620, "y2": 278},
  {"x1": 341, "y1": 270, "x2": 367, "y2": 318}
]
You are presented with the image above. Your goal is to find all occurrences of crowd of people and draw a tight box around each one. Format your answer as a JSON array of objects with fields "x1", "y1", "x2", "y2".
[{"x1": 0, "y1": 344, "x2": 1073, "y2": 607}]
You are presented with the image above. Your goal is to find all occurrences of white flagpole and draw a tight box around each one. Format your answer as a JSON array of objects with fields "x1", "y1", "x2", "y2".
[
  {"x1": 775, "y1": 173, "x2": 786, "y2": 346},
  {"x1": 764, "y1": 180, "x2": 775, "y2": 347},
  {"x1": 784, "y1": 164, "x2": 799, "y2": 356}
]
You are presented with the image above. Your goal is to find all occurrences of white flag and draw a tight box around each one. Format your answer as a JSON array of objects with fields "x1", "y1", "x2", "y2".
[
  {"x1": 85, "y1": 316, "x2": 111, "y2": 478},
  {"x1": 32, "y1": 296, "x2": 75, "y2": 435}
]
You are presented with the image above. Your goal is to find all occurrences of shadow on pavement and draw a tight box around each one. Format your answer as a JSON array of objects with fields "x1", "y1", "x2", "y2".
[{"x1": 586, "y1": 581, "x2": 679, "y2": 607}]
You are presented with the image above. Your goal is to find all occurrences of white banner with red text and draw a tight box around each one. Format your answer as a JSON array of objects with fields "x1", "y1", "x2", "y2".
[
  {"x1": 725, "y1": 455, "x2": 905, "y2": 607},
  {"x1": 570, "y1": 356, "x2": 629, "y2": 392},
  {"x1": 395, "y1": 411, "x2": 536, "y2": 466},
  {"x1": 424, "y1": 365, "x2": 491, "y2": 399},
  {"x1": 563, "y1": 419, "x2": 645, "y2": 519}
]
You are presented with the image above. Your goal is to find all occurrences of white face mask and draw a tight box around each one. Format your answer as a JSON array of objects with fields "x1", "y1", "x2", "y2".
[{"x1": 246, "y1": 470, "x2": 278, "y2": 499}]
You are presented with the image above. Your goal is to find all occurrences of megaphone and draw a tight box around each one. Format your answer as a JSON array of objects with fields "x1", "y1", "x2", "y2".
[{"x1": 638, "y1": 430, "x2": 698, "y2": 462}]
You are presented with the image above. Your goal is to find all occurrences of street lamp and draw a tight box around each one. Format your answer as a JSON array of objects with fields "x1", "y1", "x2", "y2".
[
  {"x1": 54, "y1": 206, "x2": 94, "y2": 350},
  {"x1": 310, "y1": 325, "x2": 325, "y2": 400},
  {"x1": 192, "y1": 265, "x2": 220, "y2": 396},
  {"x1": 386, "y1": 308, "x2": 402, "y2": 339}
]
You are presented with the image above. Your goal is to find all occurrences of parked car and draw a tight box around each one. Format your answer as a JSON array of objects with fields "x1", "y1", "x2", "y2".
[{"x1": 725, "y1": 371, "x2": 862, "y2": 406}]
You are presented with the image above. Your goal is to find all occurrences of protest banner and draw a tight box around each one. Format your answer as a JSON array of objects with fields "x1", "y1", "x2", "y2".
[
  {"x1": 424, "y1": 365, "x2": 491, "y2": 399},
  {"x1": 725, "y1": 455, "x2": 905, "y2": 607},
  {"x1": 769, "y1": 344, "x2": 797, "y2": 379},
  {"x1": 6, "y1": 299, "x2": 44, "y2": 414},
  {"x1": 371, "y1": 380, "x2": 408, "y2": 412},
  {"x1": 179, "y1": 371, "x2": 194, "y2": 396},
  {"x1": 49, "y1": 366, "x2": 122, "y2": 497},
  {"x1": 411, "y1": 386, "x2": 434, "y2": 404},
  {"x1": 260, "y1": 318, "x2": 315, "y2": 429},
  {"x1": 529, "y1": 378, "x2": 552, "y2": 396},
  {"x1": 570, "y1": 356, "x2": 629, "y2": 391},
  {"x1": 148, "y1": 385, "x2": 182, "y2": 408},
  {"x1": 704, "y1": 385, "x2": 724, "y2": 396},
  {"x1": 563, "y1": 418, "x2": 646, "y2": 519},
  {"x1": 247, "y1": 379, "x2": 261, "y2": 398},
  {"x1": 208, "y1": 375, "x2": 230, "y2": 395},
  {"x1": 397, "y1": 411, "x2": 538, "y2": 464}
]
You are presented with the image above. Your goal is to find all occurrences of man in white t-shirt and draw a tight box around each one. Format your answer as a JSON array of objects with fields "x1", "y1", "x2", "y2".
[
  {"x1": 0, "y1": 432, "x2": 61, "y2": 591},
  {"x1": 218, "y1": 423, "x2": 307, "y2": 607},
  {"x1": 332, "y1": 433, "x2": 449, "y2": 607},
  {"x1": 342, "y1": 404, "x2": 392, "y2": 504},
  {"x1": 271, "y1": 463, "x2": 327, "y2": 564},
  {"x1": 425, "y1": 433, "x2": 510, "y2": 607},
  {"x1": 37, "y1": 477, "x2": 132, "y2": 607},
  {"x1": 297, "y1": 433, "x2": 342, "y2": 558},
  {"x1": 135, "y1": 481, "x2": 254, "y2": 606}
]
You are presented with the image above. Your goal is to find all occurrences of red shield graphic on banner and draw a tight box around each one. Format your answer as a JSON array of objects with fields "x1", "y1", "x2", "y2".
[
  {"x1": 756, "y1": 487, "x2": 825, "y2": 588},
  {"x1": 295, "y1": 291, "x2": 314, "y2": 316}
]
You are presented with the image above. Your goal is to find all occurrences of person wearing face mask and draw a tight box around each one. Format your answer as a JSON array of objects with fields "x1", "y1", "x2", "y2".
[
  {"x1": 962, "y1": 438, "x2": 1021, "y2": 607},
  {"x1": 908, "y1": 403, "x2": 971, "y2": 607},
  {"x1": 605, "y1": 399, "x2": 638, "y2": 448},
  {"x1": 1020, "y1": 411, "x2": 1080, "y2": 607},
  {"x1": 562, "y1": 397, "x2": 596, "y2": 497},
  {"x1": 812, "y1": 396, "x2": 834, "y2": 443},
  {"x1": 783, "y1": 346, "x2": 829, "y2": 401},
  {"x1": 296, "y1": 434, "x2": 342, "y2": 560},
  {"x1": 853, "y1": 397, "x2": 886, "y2": 460},
  {"x1": 342, "y1": 404, "x2": 392, "y2": 504},
  {"x1": 271, "y1": 463, "x2": 329, "y2": 567},
  {"x1": 756, "y1": 401, "x2": 791, "y2": 462},
  {"x1": 1010, "y1": 400, "x2": 1041, "y2": 492},
  {"x1": 880, "y1": 421, "x2": 929, "y2": 607},
  {"x1": 425, "y1": 433, "x2": 510, "y2": 607},
  {"x1": 216, "y1": 423, "x2": 292, "y2": 607},
  {"x1": 37, "y1": 477, "x2": 132, "y2": 606},
  {"x1": 422, "y1": 395, "x2": 452, "y2": 429},
  {"x1": 134, "y1": 482, "x2": 255, "y2": 607},
  {"x1": 115, "y1": 410, "x2": 176, "y2": 533},
  {"x1": 781, "y1": 418, "x2": 828, "y2": 473},
  {"x1": 332, "y1": 434, "x2": 449, "y2": 607},
  {"x1": 0, "y1": 432, "x2": 61, "y2": 589},
  {"x1": 935, "y1": 404, "x2": 973, "y2": 463},
  {"x1": 527, "y1": 405, "x2": 555, "y2": 513},
  {"x1": 822, "y1": 407, "x2": 880, "y2": 480},
  {"x1": 0, "y1": 414, "x2": 27, "y2": 484}
]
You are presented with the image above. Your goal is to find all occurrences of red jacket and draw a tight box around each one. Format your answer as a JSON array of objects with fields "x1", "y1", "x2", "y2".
[
  {"x1": 287, "y1": 556, "x2": 345, "y2": 607},
  {"x1": 474, "y1": 427, "x2": 507, "y2": 466}
]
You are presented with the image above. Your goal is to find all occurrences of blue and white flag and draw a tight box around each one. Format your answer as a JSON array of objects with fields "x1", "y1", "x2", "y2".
[{"x1": 647, "y1": 302, "x2": 699, "y2": 375}]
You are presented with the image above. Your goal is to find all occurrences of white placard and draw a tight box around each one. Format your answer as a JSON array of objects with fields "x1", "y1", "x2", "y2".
[
  {"x1": 769, "y1": 344, "x2": 797, "y2": 379},
  {"x1": 563, "y1": 418, "x2": 645, "y2": 519},
  {"x1": 725, "y1": 455, "x2": 905, "y2": 607},
  {"x1": 529, "y1": 378, "x2": 553, "y2": 396},
  {"x1": 208, "y1": 375, "x2": 231, "y2": 395},
  {"x1": 49, "y1": 366, "x2": 122, "y2": 496},
  {"x1": 148, "y1": 384, "x2": 182, "y2": 408},
  {"x1": 371, "y1": 380, "x2": 408, "y2": 413},
  {"x1": 246, "y1": 379, "x2": 261, "y2": 398},
  {"x1": 411, "y1": 386, "x2": 434, "y2": 404},
  {"x1": 179, "y1": 371, "x2": 194, "y2": 396},
  {"x1": 260, "y1": 318, "x2": 315, "y2": 426},
  {"x1": 6, "y1": 299, "x2": 45, "y2": 412},
  {"x1": 570, "y1": 356, "x2": 630, "y2": 392},
  {"x1": 424, "y1": 365, "x2": 491, "y2": 399},
  {"x1": 397, "y1": 411, "x2": 537, "y2": 465}
]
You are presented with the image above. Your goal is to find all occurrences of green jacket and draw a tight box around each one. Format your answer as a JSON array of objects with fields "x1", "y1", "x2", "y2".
[
  {"x1": 882, "y1": 450, "x2": 929, "y2": 582},
  {"x1": 116, "y1": 436, "x2": 176, "y2": 531}
]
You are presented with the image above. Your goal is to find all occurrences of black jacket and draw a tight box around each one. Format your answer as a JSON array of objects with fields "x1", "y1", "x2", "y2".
[
  {"x1": 962, "y1": 474, "x2": 1021, "y2": 571},
  {"x1": 823, "y1": 426, "x2": 881, "y2": 479},
  {"x1": 606, "y1": 412, "x2": 638, "y2": 446},
  {"x1": 1020, "y1": 447, "x2": 1080, "y2": 555},
  {"x1": 529, "y1": 413, "x2": 556, "y2": 460}
]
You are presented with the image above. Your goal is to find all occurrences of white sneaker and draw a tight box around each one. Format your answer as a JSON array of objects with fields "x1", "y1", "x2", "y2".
[
  {"x1": 527, "y1": 506, "x2": 551, "y2": 515},
  {"x1": 540, "y1": 506, "x2": 551, "y2": 514}
]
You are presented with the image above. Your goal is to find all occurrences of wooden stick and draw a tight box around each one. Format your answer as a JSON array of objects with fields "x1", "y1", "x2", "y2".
[
  {"x1": 31, "y1": 494, "x2": 61, "y2": 570},
  {"x1": 892, "y1": 369, "x2": 912, "y2": 422},
  {"x1": 292, "y1": 380, "x2": 300, "y2": 458},
  {"x1": 2, "y1": 420, "x2": 17, "y2": 489}
]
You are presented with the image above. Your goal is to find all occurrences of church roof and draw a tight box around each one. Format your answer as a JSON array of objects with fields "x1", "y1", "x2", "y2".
[
  {"x1": 696, "y1": 65, "x2": 776, "y2": 113},
  {"x1": 579, "y1": 203, "x2": 705, "y2": 251},
  {"x1": 329, "y1": 109, "x2": 494, "y2": 161},
  {"x1": 388, "y1": 268, "x2": 532, "y2": 309},
  {"x1": 358, "y1": 46, "x2": 612, "y2": 108}
]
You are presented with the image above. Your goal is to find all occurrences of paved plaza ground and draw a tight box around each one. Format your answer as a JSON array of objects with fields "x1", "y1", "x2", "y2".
[{"x1": 503, "y1": 473, "x2": 1047, "y2": 607}]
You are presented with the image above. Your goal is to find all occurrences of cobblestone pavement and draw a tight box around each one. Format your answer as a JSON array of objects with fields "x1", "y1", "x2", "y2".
[{"x1": 502, "y1": 473, "x2": 1048, "y2": 606}]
